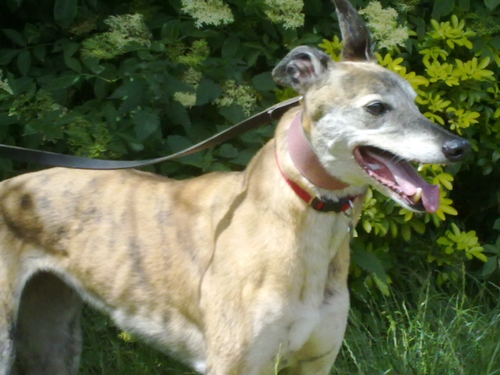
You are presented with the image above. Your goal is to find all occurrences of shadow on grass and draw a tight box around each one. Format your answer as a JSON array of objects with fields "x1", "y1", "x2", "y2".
[{"x1": 80, "y1": 307, "x2": 196, "y2": 375}]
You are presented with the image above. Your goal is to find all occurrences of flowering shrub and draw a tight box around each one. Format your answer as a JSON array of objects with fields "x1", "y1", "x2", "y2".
[{"x1": 0, "y1": 0, "x2": 498, "y2": 295}]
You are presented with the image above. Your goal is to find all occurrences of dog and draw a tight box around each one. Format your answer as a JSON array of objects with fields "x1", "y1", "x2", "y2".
[{"x1": 0, "y1": 0, "x2": 470, "y2": 374}]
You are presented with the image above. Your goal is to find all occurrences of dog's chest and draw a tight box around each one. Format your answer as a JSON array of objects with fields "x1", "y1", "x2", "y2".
[
  {"x1": 286, "y1": 213, "x2": 351, "y2": 350},
  {"x1": 297, "y1": 211, "x2": 350, "y2": 287}
]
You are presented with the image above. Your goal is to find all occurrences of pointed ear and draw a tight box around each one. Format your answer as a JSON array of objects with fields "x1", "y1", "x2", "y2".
[
  {"x1": 272, "y1": 46, "x2": 332, "y2": 94},
  {"x1": 332, "y1": 0, "x2": 373, "y2": 61}
]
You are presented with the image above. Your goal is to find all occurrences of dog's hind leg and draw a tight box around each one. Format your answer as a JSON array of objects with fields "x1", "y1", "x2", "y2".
[
  {"x1": 13, "y1": 272, "x2": 83, "y2": 375},
  {"x1": 0, "y1": 292, "x2": 16, "y2": 375},
  {"x1": 0, "y1": 253, "x2": 20, "y2": 375}
]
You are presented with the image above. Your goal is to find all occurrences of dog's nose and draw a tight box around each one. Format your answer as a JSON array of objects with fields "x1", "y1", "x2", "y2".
[{"x1": 442, "y1": 138, "x2": 471, "y2": 162}]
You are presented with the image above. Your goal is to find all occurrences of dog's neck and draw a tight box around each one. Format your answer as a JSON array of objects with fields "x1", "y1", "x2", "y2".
[
  {"x1": 275, "y1": 112, "x2": 356, "y2": 213},
  {"x1": 287, "y1": 112, "x2": 350, "y2": 190}
]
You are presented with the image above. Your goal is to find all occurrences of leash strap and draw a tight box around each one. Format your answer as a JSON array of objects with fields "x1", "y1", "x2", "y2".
[{"x1": 0, "y1": 97, "x2": 301, "y2": 170}]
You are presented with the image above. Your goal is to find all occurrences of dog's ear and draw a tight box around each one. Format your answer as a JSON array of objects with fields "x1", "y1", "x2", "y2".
[
  {"x1": 332, "y1": 0, "x2": 373, "y2": 61},
  {"x1": 272, "y1": 46, "x2": 332, "y2": 94}
]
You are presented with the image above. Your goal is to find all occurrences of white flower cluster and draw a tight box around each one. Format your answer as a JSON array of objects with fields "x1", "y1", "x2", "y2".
[
  {"x1": 359, "y1": 1, "x2": 409, "y2": 50},
  {"x1": 173, "y1": 92, "x2": 197, "y2": 108},
  {"x1": 104, "y1": 13, "x2": 152, "y2": 49},
  {"x1": 181, "y1": 0, "x2": 234, "y2": 28},
  {"x1": 214, "y1": 80, "x2": 256, "y2": 117},
  {"x1": 173, "y1": 68, "x2": 203, "y2": 108},
  {"x1": 264, "y1": 0, "x2": 304, "y2": 29}
]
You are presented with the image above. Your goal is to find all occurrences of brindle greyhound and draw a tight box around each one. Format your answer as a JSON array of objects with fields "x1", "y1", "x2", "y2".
[{"x1": 0, "y1": 0, "x2": 469, "y2": 374}]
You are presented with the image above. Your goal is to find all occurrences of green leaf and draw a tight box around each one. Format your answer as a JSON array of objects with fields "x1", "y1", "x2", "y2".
[
  {"x1": 470, "y1": 249, "x2": 487, "y2": 262},
  {"x1": 63, "y1": 42, "x2": 79, "y2": 59},
  {"x1": 218, "y1": 144, "x2": 239, "y2": 159},
  {"x1": 119, "y1": 95, "x2": 142, "y2": 114},
  {"x1": 110, "y1": 80, "x2": 146, "y2": 99},
  {"x1": 362, "y1": 219, "x2": 372, "y2": 233},
  {"x1": 65, "y1": 57, "x2": 81, "y2": 73},
  {"x1": 6, "y1": 74, "x2": 34, "y2": 95},
  {"x1": 118, "y1": 133, "x2": 144, "y2": 152},
  {"x1": 0, "y1": 113, "x2": 19, "y2": 126},
  {"x1": 167, "y1": 101, "x2": 191, "y2": 129},
  {"x1": 167, "y1": 135, "x2": 203, "y2": 168},
  {"x1": 150, "y1": 41, "x2": 165, "y2": 52},
  {"x1": 221, "y1": 36, "x2": 241, "y2": 60},
  {"x1": 432, "y1": 0, "x2": 455, "y2": 18},
  {"x1": 219, "y1": 104, "x2": 245, "y2": 123},
  {"x1": 132, "y1": 109, "x2": 160, "y2": 141},
  {"x1": 94, "y1": 79, "x2": 108, "y2": 99},
  {"x1": 196, "y1": 79, "x2": 222, "y2": 106},
  {"x1": 483, "y1": 244, "x2": 500, "y2": 255},
  {"x1": 82, "y1": 55, "x2": 104, "y2": 74},
  {"x1": 484, "y1": 0, "x2": 500, "y2": 10},
  {"x1": 24, "y1": 23, "x2": 41, "y2": 44},
  {"x1": 493, "y1": 218, "x2": 500, "y2": 231},
  {"x1": 297, "y1": 33, "x2": 322, "y2": 45},
  {"x1": 231, "y1": 149, "x2": 255, "y2": 166},
  {"x1": 458, "y1": 0, "x2": 470, "y2": 10},
  {"x1": 481, "y1": 256, "x2": 498, "y2": 277},
  {"x1": 161, "y1": 20, "x2": 181, "y2": 41},
  {"x1": 492, "y1": 150, "x2": 500, "y2": 163},
  {"x1": 54, "y1": 0, "x2": 78, "y2": 28},
  {"x1": 17, "y1": 50, "x2": 31, "y2": 76},
  {"x1": 351, "y1": 247, "x2": 388, "y2": 281},
  {"x1": 372, "y1": 274, "x2": 390, "y2": 296},
  {"x1": 33, "y1": 45, "x2": 46, "y2": 62},
  {"x1": 252, "y1": 72, "x2": 276, "y2": 91},
  {"x1": 0, "y1": 49, "x2": 20, "y2": 65},
  {"x1": 401, "y1": 224, "x2": 411, "y2": 241},
  {"x1": 102, "y1": 103, "x2": 117, "y2": 130},
  {"x1": 241, "y1": 128, "x2": 264, "y2": 144},
  {"x1": 45, "y1": 74, "x2": 80, "y2": 90},
  {"x1": 490, "y1": 37, "x2": 500, "y2": 50},
  {"x1": 3, "y1": 29, "x2": 26, "y2": 47}
]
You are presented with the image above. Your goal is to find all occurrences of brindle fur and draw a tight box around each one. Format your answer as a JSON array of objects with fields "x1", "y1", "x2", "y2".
[{"x1": 0, "y1": 1, "x2": 469, "y2": 374}]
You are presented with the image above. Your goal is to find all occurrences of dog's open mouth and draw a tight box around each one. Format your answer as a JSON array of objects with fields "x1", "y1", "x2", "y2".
[{"x1": 353, "y1": 146, "x2": 440, "y2": 213}]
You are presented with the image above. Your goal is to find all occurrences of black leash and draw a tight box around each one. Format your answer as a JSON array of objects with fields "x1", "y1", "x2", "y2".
[{"x1": 0, "y1": 97, "x2": 301, "y2": 170}]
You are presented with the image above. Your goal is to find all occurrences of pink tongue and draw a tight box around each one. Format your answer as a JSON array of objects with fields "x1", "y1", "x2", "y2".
[{"x1": 367, "y1": 151, "x2": 440, "y2": 213}]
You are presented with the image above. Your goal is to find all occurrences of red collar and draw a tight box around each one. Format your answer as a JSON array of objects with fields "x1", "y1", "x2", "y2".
[{"x1": 276, "y1": 112, "x2": 357, "y2": 213}]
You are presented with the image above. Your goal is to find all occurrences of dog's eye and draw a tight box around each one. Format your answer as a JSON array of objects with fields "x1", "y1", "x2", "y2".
[{"x1": 366, "y1": 102, "x2": 388, "y2": 116}]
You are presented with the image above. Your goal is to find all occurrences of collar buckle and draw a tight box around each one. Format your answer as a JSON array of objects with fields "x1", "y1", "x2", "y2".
[{"x1": 310, "y1": 196, "x2": 355, "y2": 213}]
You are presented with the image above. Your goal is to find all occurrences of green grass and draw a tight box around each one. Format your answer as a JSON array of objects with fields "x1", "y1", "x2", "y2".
[
  {"x1": 80, "y1": 309, "x2": 195, "y2": 374},
  {"x1": 334, "y1": 274, "x2": 500, "y2": 375},
  {"x1": 79, "y1": 273, "x2": 500, "y2": 375}
]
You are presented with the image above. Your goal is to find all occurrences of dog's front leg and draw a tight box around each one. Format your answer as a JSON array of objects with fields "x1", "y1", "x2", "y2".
[
  {"x1": 201, "y1": 284, "x2": 287, "y2": 375},
  {"x1": 282, "y1": 240, "x2": 351, "y2": 375},
  {"x1": 282, "y1": 289, "x2": 349, "y2": 375}
]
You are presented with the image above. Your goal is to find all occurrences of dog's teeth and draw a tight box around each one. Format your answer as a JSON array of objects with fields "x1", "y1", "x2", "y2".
[
  {"x1": 367, "y1": 163, "x2": 381, "y2": 171},
  {"x1": 412, "y1": 188, "x2": 423, "y2": 203}
]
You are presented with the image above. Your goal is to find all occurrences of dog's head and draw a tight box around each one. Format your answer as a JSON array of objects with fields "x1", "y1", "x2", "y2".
[{"x1": 272, "y1": 0, "x2": 470, "y2": 214}]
